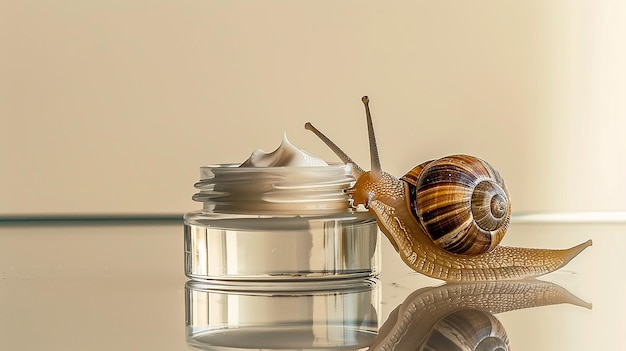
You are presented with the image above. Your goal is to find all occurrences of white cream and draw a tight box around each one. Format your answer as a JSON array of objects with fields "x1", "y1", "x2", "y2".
[
  {"x1": 240, "y1": 133, "x2": 328, "y2": 167},
  {"x1": 191, "y1": 134, "x2": 353, "y2": 215}
]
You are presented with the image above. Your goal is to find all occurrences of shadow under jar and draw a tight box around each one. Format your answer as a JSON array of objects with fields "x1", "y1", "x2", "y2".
[{"x1": 184, "y1": 164, "x2": 381, "y2": 282}]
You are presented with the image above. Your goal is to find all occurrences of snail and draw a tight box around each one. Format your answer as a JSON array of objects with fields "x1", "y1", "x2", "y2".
[
  {"x1": 368, "y1": 280, "x2": 592, "y2": 350},
  {"x1": 305, "y1": 96, "x2": 592, "y2": 281}
]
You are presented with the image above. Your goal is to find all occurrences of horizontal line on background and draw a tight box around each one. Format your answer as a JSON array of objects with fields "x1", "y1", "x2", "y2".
[
  {"x1": 1, "y1": 212, "x2": 626, "y2": 225},
  {"x1": 511, "y1": 211, "x2": 626, "y2": 224},
  {"x1": 0, "y1": 214, "x2": 183, "y2": 224}
]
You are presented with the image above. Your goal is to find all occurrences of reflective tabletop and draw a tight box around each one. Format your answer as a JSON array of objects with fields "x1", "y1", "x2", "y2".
[{"x1": 1, "y1": 214, "x2": 624, "y2": 350}]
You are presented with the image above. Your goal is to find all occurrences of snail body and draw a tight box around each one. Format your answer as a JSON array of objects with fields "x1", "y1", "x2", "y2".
[
  {"x1": 305, "y1": 96, "x2": 592, "y2": 281},
  {"x1": 368, "y1": 280, "x2": 592, "y2": 350}
]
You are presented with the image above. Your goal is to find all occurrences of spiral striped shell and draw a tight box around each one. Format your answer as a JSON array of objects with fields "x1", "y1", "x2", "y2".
[
  {"x1": 402, "y1": 155, "x2": 511, "y2": 255},
  {"x1": 422, "y1": 308, "x2": 510, "y2": 351}
]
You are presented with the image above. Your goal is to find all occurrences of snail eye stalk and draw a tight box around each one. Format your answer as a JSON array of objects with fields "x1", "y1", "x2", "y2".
[
  {"x1": 361, "y1": 96, "x2": 382, "y2": 178},
  {"x1": 304, "y1": 122, "x2": 364, "y2": 177}
]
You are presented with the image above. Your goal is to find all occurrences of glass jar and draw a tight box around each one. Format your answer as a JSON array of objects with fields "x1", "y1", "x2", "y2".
[{"x1": 183, "y1": 163, "x2": 380, "y2": 281}]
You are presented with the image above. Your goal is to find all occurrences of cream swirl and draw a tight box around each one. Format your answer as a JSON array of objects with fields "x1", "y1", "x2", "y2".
[{"x1": 240, "y1": 133, "x2": 327, "y2": 167}]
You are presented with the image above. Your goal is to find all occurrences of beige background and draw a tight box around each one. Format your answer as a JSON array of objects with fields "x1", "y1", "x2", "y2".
[{"x1": 1, "y1": 1, "x2": 625, "y2": 215}]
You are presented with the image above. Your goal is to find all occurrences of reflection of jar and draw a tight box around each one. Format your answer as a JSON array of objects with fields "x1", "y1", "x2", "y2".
[
  {"x1": 185, "y1": 278, "x2": 381, "y2": 350},
  {"x1": 183, "y1": 164, "x2": 380, "y2": 281}
]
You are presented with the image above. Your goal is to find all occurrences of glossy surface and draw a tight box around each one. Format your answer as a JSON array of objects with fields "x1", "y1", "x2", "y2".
[{"x1": 0, "y1": 215, "x2": 624, "y2": 350}]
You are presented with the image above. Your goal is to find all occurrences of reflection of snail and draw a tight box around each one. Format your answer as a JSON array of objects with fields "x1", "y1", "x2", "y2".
[
  {"x1": 368, "y1": 280, "x2": 591, "y2": 350},
  {"x1": 306, "y1": 96, "x2": 592, "y2": 281},
  {"x1": 422, "y1": 309, "x2": 508, "y2": 351}
]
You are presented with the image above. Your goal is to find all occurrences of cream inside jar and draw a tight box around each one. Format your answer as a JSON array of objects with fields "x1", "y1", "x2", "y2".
[
  {"x1": 184, "y1": 134, "x2": 380, "y2": 282},
  {"x1": 193, "y1": 134, "x2": 354, "y2": 215}
]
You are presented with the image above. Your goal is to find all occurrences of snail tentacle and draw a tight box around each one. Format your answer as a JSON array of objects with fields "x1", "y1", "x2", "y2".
[
  {"x1": 361, "y1": 96, "x2": 382, "y2": 178},
  {"x1": 304, "y1": 122, "x2": 364, "y2": 176}
]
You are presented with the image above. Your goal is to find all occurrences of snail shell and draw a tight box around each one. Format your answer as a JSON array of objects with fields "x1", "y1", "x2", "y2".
[
  {"x1": 403, "y1": 155, "x2": 511, "y2": 255},
  {"x1": 423, "y1": 308, "x2": 509, "y2": 351}
]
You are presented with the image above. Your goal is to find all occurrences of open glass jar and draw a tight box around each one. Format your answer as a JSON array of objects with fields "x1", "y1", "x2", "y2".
[{"x1": 183, "y1": 163, "x2": 380, "y2": 281}]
